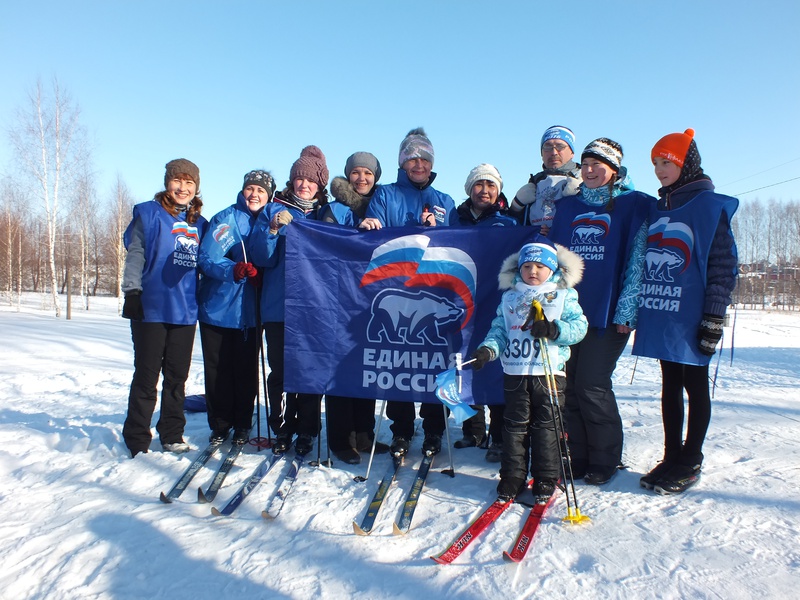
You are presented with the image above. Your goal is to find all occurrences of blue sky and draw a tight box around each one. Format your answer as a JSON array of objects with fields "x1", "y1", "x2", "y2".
[{"x1": 2, "y1": 1, "x2": 799, "y2": 218}]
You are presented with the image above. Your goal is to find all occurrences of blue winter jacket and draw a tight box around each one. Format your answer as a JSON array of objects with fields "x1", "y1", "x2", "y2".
[
  {"x1": 318, "y1": 201, "x2": 357, "y2": 227},
  {"x1": 316, "y1": 176, "x2": 377, "y2": 227},
  {"x1": 249, "y1": 198, "x2": 319, "y2": 323},
  {"x1": 365, "y1": 169, "x2": 455, "y2": 227},
  {"x1": 197, "y1": 192, "x2": 262, "y2": 329},
  {"x1": 453, "y1": 194, "x2": 517, "y2": 227}
]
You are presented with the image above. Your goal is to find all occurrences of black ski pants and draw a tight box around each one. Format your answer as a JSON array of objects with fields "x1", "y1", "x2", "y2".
[
  {"x1": 123, "y1": 321, "x2": 196, "y2": 453},
  {"x1": 500, "y1": 374, "x2": 564, "y2": 484},
  {"x1": 387, "y1": 400, "x2": 445, "y2": 440},
  {"x1": 461, "y1": 404, "x2": 505, "y2": 445},
  {"x1": 659, "y1": 360, "x2": 710, "y2": 466},
  {"x1": 564, "y1": 327, "x2": 628, "y2": 472},
  {"x1": 263, "y1": 322, "x2": 321, "y2": 438},
  {"x1": 199, "y1": 322, "x2": 260, "y2": 434},
  {"x1": 325, "y1": 395, "x2": 378, "y2": 451}
]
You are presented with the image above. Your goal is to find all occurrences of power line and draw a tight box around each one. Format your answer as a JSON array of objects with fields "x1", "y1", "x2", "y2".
[
  {"x1": 736, "y1": 176, "x2": 800, "y2": 197},
  {"x1": 718, "y1": 156, "x2": 800, "y2": 188}
]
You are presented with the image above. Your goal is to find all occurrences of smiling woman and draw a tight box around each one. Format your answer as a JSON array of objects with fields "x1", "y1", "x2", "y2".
[
  {"x1": 548, "y1": 139, "x2": 655, "y2": 487},
  {"x1": 120, "y1": 158, "x2": 208, "y2": 458},
  {"x1": 249, "y1": 145, "x2": 330, "y2": 457},
  {"x1": 197, "y1": 169, "x2": 275, "y2": 446}
]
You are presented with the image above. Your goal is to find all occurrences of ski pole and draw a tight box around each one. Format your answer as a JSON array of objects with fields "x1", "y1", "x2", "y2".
[
  {"x1": 355, "y1": 399, "x2": 387, "y2": 482},
  {"x1": 541, "y1": 341, "x2": 589, "y2": 524},
  {"x1": 528, "y1": 297, "x2": 588, "y2": 525},
  {"x1": 252, "y1": 268, "x2": 271, "y2": 450},
  {"x1": 254, "y1": 333, "x2": 262, "y2": 451},
  {"x1": 256, "y1": 319, "x2": 271, "y2": 449},
  {"x1": 438, "y1": 353, "x2": 466, "y2": 478},
  {"x1": 324, "y1": 398, "x2": 332, "y2": 467},
  {"x1": 310, "y1": 396, "x2": 330, "y2": 467},
  {"x1": 441, "y1": 403, "x2": 455, "y2": 477}
]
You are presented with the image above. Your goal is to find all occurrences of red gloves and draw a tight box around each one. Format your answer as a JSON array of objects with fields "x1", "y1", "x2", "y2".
[{"x1": 233, "y1": 262, "x2": 258, "y2": 282}]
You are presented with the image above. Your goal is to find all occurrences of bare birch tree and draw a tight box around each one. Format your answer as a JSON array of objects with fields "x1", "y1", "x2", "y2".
[
  {"x1": 0, "y1": 178, "x2": 24, "y2": 307},
  {"x1": 109, "y1": 175, "x2": 134, "y2": 314},
  {"x1": 71, "y1": 166, "x2": 98, "y2": 309},
  {"x1": 8, "y1": 78, "x2": 86, "y2": 317}
]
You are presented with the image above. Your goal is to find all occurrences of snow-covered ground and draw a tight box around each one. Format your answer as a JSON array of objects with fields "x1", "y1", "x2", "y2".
[{"x1": 1, "y1": 294, "x2": 799, "y2": 600}]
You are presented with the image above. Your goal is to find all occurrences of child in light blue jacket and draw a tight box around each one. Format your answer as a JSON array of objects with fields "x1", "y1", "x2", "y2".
[{"x1": 471, "y1": 236, "x2": 587, "y2": 503}]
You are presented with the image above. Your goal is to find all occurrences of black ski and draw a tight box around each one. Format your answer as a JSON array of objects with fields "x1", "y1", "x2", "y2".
[
  {"x1": 160, "y1": 440, "x2": 222, "y2": 503},
  {"x1": 262, "y1": 453, "x2": 305, "y2": 519},
  {"x1": 211, "y1": 452, "x2": 285, "y2": 517},
  {"x1": 198, "y1": 443, "x2": 244, "y2": 503}
]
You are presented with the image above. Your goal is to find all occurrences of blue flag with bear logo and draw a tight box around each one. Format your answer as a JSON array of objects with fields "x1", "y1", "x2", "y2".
[
  {"x1": 434, "y1": 367, "x2": 478, "y2": 424},
  {"x1": 283, "y1": 219, "x2": 536, "y2": 404}
]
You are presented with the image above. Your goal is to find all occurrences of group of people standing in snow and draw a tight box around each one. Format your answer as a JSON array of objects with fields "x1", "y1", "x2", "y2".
[{"x1": 119, "y1": 124, "x2": 738, "y2": 499}]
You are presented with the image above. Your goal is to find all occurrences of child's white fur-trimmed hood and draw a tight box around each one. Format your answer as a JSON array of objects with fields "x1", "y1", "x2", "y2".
[{"x1": 498, "y1": 244, "x2": 584, "y2": 291}]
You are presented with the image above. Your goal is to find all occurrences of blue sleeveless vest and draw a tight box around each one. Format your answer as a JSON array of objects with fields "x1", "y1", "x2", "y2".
[
  {"x1": 633, "y1": 191, "x2": 738, "y2": 366},
  {"x1": 549, "y1": 191, "x2": 650, "y2": 328},
  {"x1": 126, "y1": 200, "x2": 207, "y2": 325}
]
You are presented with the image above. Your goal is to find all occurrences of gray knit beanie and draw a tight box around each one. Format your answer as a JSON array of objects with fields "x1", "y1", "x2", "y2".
[{"x1": 344, "y1": 152, "x2": 382, "y2": 183}]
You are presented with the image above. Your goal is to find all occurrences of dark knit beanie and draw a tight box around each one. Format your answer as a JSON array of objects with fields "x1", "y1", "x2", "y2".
[
  {"x1": 581, "y1": 138, "x2": 623, "y2": 172},
  {"x1": 680, "y1": 140, "x2": 703, "y2": 179},
  {"x1": 242, "y1": 169, "x2": 275, "y2": 196},
  {"x1": 344, "y1": 152, "x2": 382, "y2": 183},
  {"x1": 664, "y1": 139, "x2": 705, "y2": 192},
  {"x1": 289, "y1": 145, "x2": 329, "y2": 189},
  {"x1": 164, "y1": 158, "x2": 200, "y2": 190}
]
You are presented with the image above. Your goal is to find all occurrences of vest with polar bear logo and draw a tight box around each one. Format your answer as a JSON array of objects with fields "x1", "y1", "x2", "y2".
[
  {"x1": 633, "y1": 191, "x2": 737, "y2": 366},
  {"x1": 128, "y1": 200, "x2": 207, "y2": 325},
  {"x1": 549, "y1": 191, "x2": 650, "y2": 328}
]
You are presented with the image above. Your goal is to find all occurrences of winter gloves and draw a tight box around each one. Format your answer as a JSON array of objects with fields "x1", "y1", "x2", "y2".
[
  {"x1": 698, "y1": 314, "x2": 724, "y2": 356},
  {"x1": 527, "y1": 315, "x2": 560, "y2": 340},
  {"x1": 122, "y1": 291, "x2": 144, "y2": 321},
  {"x1": 521, "y1": 306, "x2": 560, "y2": 341},
  {"x1": 233, "y1": 262, "x2": 258, "y2": 282},
  {"x1": 269, "y1": 210, "x2": 293, "y2": 234},
  {"x1": 470, "y1": 347, "x2": 494, "y2": 371}
]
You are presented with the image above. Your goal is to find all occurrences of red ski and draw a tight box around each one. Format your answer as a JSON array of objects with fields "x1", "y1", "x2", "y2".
[
  {"x1": 502, "y1": 491, "x2": 557, "y2": 563},
  {"x1": 430, "y1": 498, "x2": 514, "y2": 565}
]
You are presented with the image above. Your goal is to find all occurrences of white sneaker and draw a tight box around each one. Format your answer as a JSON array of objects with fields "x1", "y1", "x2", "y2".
[{"x1": 163, "y1": 441, "x2": 191, "y2": 454}]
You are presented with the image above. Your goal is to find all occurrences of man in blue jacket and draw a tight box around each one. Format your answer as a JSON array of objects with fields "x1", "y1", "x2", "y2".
[{"x1": 360, "y1": 128, "x2": 456, "y2": 457}]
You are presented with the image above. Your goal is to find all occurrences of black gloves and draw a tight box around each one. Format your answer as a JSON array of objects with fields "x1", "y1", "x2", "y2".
[
  {"x1": 471, "y1": 347, "x2": 493, "y2": 371},
  {"x1": 122, "y1": 291, "x2": 144, "y2": 321},
  {"x1": 697, "y1": 314, "x2": 724, "y2": 355},
  {"x1": 521, "y1": 305, "x2": 560, "y2": 341},
  {"x1": 529, "y1": 317, "x2": 560, "y2": 340}
]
